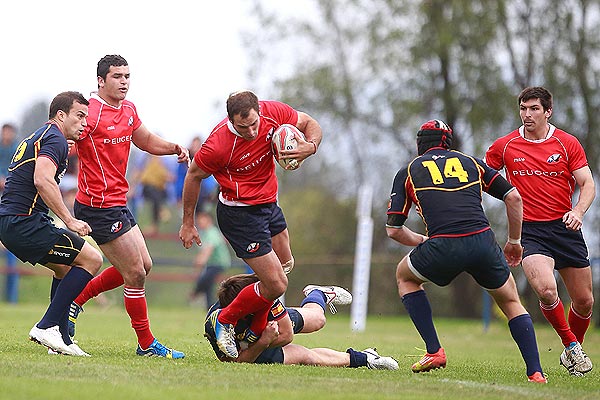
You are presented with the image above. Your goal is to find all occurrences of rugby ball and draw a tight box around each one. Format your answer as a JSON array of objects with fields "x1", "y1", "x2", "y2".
[{"x1": 271, "y1": 124, "x2": 304, "y2": 170}]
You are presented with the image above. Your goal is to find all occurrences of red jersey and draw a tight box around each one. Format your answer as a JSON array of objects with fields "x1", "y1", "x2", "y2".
[
  {"x1": 195, "y1": 101, "x2": 298, "y2": 205},
  {"x1": 485, "y1": 125, "x2": 588, "y2": 221},
  {"x1": 75, "y1": 93, "x2": 142, "y2": 208}
]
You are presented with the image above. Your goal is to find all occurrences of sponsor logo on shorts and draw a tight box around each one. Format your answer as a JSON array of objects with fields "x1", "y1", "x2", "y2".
[
  {"x1": 111, "y1": 221, "x2": 123, "y2": 233},
  {"x1": 246, "y1": 242, "x2": 260, "y2": 253},
  {"x1": 49, "y1": 250, "x2": 70, "y2": 258}
]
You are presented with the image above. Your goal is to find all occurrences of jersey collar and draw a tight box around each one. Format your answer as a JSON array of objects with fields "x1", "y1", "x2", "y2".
[{"x1": 518, "y1": 123, "x2": 556, "y2": 142}]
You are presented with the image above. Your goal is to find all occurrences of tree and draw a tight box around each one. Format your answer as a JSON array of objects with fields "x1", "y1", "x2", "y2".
[{"x1": 246, "y1": 0, "x2": 600, "y2": 318}]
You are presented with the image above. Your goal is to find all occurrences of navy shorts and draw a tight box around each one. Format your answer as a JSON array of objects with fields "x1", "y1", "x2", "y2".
[
  {"x1": 254, "y1": 346, "x2": 285, "y2": 364},
  {"x1": 216, "y1": 201, "x2": 287, "y2": 259},
  {"x1": 522, "y1": 219, "x2": 589, "y2": 269},
  {"x1": 74, "y1": 201, "x2": 136, "y2": 245},
  {"x1": 408, "y1": 229, "x2": 510, "y2": 290},
  {"x1": 0, "y1": 214, "x2": 85, "y2": 265}
]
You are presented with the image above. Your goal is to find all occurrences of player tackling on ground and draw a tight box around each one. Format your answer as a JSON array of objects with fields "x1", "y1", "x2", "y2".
[
  {"x1": 486, "y1": 86, "x2": 594, "y2": 376},
  {"x1": 205, "y1": 274, "x2": 397, "y2": 370},
  {"x1": 387, "y1": 120, "x2": 546, "y2": 383}
]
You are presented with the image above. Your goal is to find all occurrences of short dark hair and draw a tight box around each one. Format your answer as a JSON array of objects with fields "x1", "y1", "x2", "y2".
[
  {"x1": 226, "y1": 90, "x2": 259, "y2": 121},
  {"x1": 1, "y1": 123, "x2": 16, "y2": 132},
  {"x1": 49, "y1": 91, "x2": 89, "y2": 119},
  {"x1": 217, "y1": 273, "x2": 259, "y2": 307},
  {"x1": 97, "y1": 54, "x2": 128, "y2": 81},
  {"x1": 518, "y1": 86, "x2": 553, "y2": 111}
]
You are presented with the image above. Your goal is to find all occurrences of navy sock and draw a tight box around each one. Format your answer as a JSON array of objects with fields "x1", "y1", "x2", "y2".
[
  {"x1": 402, "y1": 290, "x2": 441, "y2": 354},
  {"x1": 48, "y1": 277, "x2": 72, "y2": 344},
  {"x1": 508, "y1": 313, "x2": 543, "y2": 376},
  {"x1": 346, "y1": 348, "x2": 367, "y2": 368},
  {"x1": 300, "y1": 289, "x2": 327, "y2": 312},
  {"x1": 38, "y1": 267, "x2": 93, "y2": 329},
  {"x1": 50, "y1": 277, "x2": 60, "y2": 300}
]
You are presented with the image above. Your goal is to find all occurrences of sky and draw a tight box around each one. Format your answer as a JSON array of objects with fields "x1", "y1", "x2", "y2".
[{"x1": 0, "y1": 0, "x2": 263, "y2": 147}]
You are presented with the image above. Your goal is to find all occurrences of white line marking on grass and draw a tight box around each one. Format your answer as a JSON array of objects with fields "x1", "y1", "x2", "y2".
[{"x1": 438, "y1": 378, "x2": 547, "y2": 398}]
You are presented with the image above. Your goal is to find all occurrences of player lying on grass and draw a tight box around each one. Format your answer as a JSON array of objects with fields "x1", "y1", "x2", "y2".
[{"x1": 205, "y1": 274, "x2": 398, "y2": 369}]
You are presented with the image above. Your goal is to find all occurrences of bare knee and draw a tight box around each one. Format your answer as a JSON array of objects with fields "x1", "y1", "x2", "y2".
[
  {"x1": 312, "y1": 312, "x2": 326, "y2": 331},
  {"x1": 536, "y1": 286, "x2": 559, "y2": 305},
  {"x1": 260, "y1": 276, "x2": 288, "y2": 300},
  {"x1": 143, "y1": 259, "x2": 153, "y2": 275},
  {"x1": 120, "y1": 264, "x2": 147, "y2": 287},
  {"x1": 572, "y1": 295, "x2": 594, "y2": 316}
]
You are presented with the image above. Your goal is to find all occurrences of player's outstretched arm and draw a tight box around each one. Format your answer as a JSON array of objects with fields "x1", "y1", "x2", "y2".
[
  {"x1": 131, "y1": 124, "x2": 189, "y2": 163},
  {"x1": 179, "y1": 162, "x2": 211, "y2": 248}
]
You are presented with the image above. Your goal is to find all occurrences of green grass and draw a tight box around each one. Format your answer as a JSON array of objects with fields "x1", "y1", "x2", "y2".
[{"x1": 1, "y1": 302, "x2": 599, "y2": 400}]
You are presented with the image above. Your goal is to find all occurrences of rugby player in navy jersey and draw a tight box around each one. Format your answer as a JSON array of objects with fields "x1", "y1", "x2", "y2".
[
  {"x1": 0, "y1": 92, "x2": 103, "y2": 356},
  {"x1": 204, "y1": 274, "x2": 397, "y2": 370},
  {"x1": 386, "y1": 120, "x2": 546, "y2": 383}
]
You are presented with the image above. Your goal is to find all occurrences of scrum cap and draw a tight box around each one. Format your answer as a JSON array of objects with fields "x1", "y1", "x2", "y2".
[{"x1": 416, "y1": 119, "x2": 453, "y2": 155}]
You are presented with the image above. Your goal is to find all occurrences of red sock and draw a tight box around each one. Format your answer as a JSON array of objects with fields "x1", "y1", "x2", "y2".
[
  {"x1": 248, "y1": 304, "x2": 272, "y2": 337},
  {"x1": 539, "y1": 298, "x2": 577, "y2": 346},
  {"x1": 124, "y1": 286, "x2": 154, "y2": 349},
  {"x1": 218, "y1": 282, "x2": 272, "y2": 325},
  {"x1": 568, "y1": 304, "x2": 591, "y2": 344},
  {"x1": 74, "y1": 266, "x2": 124, "y2": 306}
]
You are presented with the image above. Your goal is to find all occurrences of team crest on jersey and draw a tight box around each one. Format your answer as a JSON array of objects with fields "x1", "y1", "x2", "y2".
[
  {"x1": 246, "y1": 242, "x2": 260, "y2": 253},
  {"x1": 111, "y1": 221, "x2": 123, "y2": 233},
  {"x1": 547, "y1": 154, "x2": 561, "y2": 163},
  {"x1": 128, "y1": 116, "x2": 134, "y2": 126}
]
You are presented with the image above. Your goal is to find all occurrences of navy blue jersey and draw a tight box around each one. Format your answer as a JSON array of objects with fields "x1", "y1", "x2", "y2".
[
  {"x1": 205, "y1": 300, "x2": 293, "y2": 361},
  {"x1": 0, "y1": 123, "x2": 68, "y2": 216},
  {"x1": 387, "y1": 148, "x2": 506, "y2": 238}
]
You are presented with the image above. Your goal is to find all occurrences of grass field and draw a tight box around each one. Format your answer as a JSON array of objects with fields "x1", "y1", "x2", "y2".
[{"x1": 1, "y1": 302, "x2": 599, "y2": 400}]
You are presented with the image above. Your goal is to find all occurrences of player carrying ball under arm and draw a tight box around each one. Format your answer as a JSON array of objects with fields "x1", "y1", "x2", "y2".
[
  {"x1": 69, "y1": 55, "x2": 189, "y2": 358},
  {"x1": 486, "y1": 86, "x2": 595, "y2": 376},
  {"x1": 387, "y1": 120, "x2": 546, "y2": 383},
  {"x1": 179, "y1": 90, "x2": 322, "y2": 358}
]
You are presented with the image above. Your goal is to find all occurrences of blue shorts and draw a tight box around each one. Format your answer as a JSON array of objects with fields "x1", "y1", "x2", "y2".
[
  {"x1": 216, "y1": 201, "x2": 287, "y2": 259},
  {"x1": 254, "y1": 347, "x2": 285, "y2": 364},
  {"x1": 408, "y1": 229, "x2": 509, "y2": 290},
  {"x1": 522, "y1": 219, "x2": 589, "y2": 269},
  {"x1": 0, "y1": 214, "x2": 85, "y2": 265},
  {"x1": 74, "y1": 201, "x2": 136, "y2": 245}
]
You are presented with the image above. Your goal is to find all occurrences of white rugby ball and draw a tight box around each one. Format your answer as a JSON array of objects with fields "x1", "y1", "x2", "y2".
[{"x1": 271, "y1": 124, "x2": 304, "y2": 170}]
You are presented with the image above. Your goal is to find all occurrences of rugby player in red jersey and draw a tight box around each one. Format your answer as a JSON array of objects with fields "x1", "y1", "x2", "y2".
[
  {"x1": 486, "y1": 86, "x2": 595, "y2": 376},
  {"x1": 68, "y1": 55, "x2": 189, "y2": 358},
  {"x1": 179, "y1": 90, "x2": 322, "y2": 358}
]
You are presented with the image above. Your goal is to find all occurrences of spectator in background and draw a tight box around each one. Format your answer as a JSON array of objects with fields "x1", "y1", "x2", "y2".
[
  {"x1": 189, "y1": 211, "x2": 232, "y2": 308},
  {"x1": 0, "y1": 123, "x2": 19, "y2": 303},
  {"x1": 138, "y1": 154, "x2": 173, "y2": 237},
  {"x1": 0, "y1": 123, "x2": 18, "y2": 194}
]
